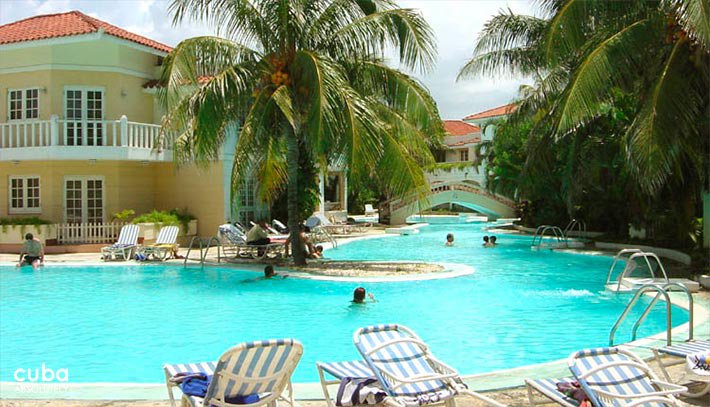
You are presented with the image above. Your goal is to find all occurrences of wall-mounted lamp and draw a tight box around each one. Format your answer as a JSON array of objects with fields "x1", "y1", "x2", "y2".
[
  {"x1": 121, "y1": 89, "x2": 128, "y2": 97},
  {"x1": 40, "y1": 86, "x2": 48, "y2": 94}
]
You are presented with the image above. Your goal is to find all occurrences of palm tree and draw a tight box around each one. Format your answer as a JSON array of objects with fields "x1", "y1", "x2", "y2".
[
  {"x1": 459, "y1": 0, "x2": 709, "y2": 241},
  {"x1": 160, "y1": 0, "x2": 442, "y2": 265}
]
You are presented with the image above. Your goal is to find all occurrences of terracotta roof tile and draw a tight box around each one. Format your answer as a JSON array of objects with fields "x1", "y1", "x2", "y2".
[
  {"x1": 0, "y1": 10, "x2": 172, "y2": 53},
  {"x1": 443, "y1": 120, "x2": 481, "y2": 136},
  {"x1": 463, "y1": 103, "x2": 517, "y2": 121},
  {"x1": 446, "y1": 137, "x2": 480, "y2": 147}
]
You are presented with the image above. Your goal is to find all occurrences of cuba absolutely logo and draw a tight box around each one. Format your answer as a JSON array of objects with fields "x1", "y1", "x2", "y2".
[{"x1": 14, "y1": 364, "x2": 69, "y2": 382}]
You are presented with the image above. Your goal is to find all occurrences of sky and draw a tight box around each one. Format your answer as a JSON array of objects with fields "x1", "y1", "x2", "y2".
[{"x1": 0, "y1": 0, "x2": 536, "y2": 119}]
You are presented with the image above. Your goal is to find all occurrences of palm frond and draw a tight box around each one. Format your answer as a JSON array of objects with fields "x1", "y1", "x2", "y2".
[
  {"x1": 554, "y1": 17, "x2": 661, "y2": 134},
  {"x1": 664, "y1": 0, "x2": 710, "y2": 49},
  {"x1": 625, "y1": 40, "x2": 705, "y2": 193}
]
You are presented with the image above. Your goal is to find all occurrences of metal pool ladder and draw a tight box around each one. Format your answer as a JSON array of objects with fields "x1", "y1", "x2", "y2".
[
  {"x1": 531, "y1": 225, "x2": 567, "y2": 249},
  {"x1": 609, "y1": 282, "x2": 693, "y2": 346},
  {"x1": 606, "y1": 250, "x2": 669, "y2": 292},
  {"x1": 563, "y1": 219, "x2": 586, "y2": 238},
  {"x1": 184, "y1": 236, "x2": 221, "y2": 266}
]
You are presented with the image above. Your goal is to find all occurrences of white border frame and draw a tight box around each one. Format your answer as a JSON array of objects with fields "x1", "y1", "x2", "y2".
[{"x1": 7, "y1": 175, "x2": 42, "y2": 214}]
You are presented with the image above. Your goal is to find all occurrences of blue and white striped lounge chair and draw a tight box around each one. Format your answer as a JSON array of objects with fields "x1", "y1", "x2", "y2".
[
  {"x1": 568, "y1": 347, "x2": 686, "y2": 407},
  {"x1": 137, "y1": 225, "x2": 180, "y2": 261},
  {"x1": 218, "y1": 224, "x2": 284, "y2": 260},
  {"x1": 652, "y1": 339, "x2": 710, "y2": 397},
  {"x1": 100, "y1": 224, "x2": 140, "y2": 261},
  {"x1": 353, "y1": 324, "x2": 505, "y2": 407},
  {"x1": 316, "y1": 360, "x2": 375, "y2": 407},
  {"x1": 524, "y1": 377, "x2": 580, "y2": 407},
  {"x1": 163, "y1": 339, "x2": 303, "y2": 407}
]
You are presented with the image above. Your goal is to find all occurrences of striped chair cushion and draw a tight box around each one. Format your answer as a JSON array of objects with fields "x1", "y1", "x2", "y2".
[
  {"x1": 525, "y1": 378, "x2": 580, "y2": 407},
  {"x1": 355, "y1": 325, "x2": 449, "y2": 398},
  {"x1": 568, "y1": 347, "x2": 659, "y2": 406},
  {"x1": 163, "y1": 361, "x2": 218, "y2": 378},
  {"x1": 117, "y1": 224, "x2": 140, "y2": 245},
  {"x1": 658, "y1": 339, "x2": 710, "y2": 358},
  {"x1": 317, "y1": 360, "x2": 374, "y2": 379},
  {"x1": 156, "y1": 226, "x2": 180, "y2": 245},
  {"x1": 204, "y1": 339, "x2": 302, "y2": 403}
]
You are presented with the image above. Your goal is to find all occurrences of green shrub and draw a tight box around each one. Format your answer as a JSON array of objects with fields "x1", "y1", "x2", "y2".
[
  {"x1": 0, "y1": 217, "x2": 52, "y2": 235},
  {"x1": 132, "y1": 209, "x2": 195, "y2": 233},
  {"x1": 112, "y1": 209, "x2": 136, "y2": 222}
]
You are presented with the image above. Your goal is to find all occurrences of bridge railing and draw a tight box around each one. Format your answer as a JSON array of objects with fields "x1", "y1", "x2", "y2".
[{"x1": 385, "y1": 181, "x2": 516, "y2": 214}]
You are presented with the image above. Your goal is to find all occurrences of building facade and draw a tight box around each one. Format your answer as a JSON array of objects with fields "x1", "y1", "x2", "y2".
[{"x1": 0, "y1": 11, "x2": 266, "y2": 242}]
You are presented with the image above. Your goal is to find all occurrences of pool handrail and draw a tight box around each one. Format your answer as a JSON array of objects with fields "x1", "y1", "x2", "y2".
[
  {"x1": 609, "y1": 282, "x2": 693, "y2": 346},
  {"x1": 606, "y1": 249, "x2": 645, "y2": 285},
  {"x1": 563, "y1": 219, "x2": 587, "y2": 238},
  {"x1": 531, "y1": 225, "x2": 567, "y2": 249},
  {"x1": 612, "y1": 252, "x2": 669, "y2": 292}
]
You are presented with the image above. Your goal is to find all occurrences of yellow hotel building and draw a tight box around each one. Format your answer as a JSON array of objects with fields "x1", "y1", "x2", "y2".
[{"x1": 0, "y1": 11, "x2": 274, "y2": 245}]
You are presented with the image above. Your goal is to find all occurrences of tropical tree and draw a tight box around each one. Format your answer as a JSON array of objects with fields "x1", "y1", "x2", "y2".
[
  {"x1": 160, "y1": 0, "x2": 442, "y2": 265},
  {"x1": 459, "y1": 0, "x2": 709, "y2": 243}
]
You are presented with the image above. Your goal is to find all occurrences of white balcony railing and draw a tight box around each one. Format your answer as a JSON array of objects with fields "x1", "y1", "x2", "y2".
[{"x1": 0, "y1": 115, "x2": 171, "y2": 151}]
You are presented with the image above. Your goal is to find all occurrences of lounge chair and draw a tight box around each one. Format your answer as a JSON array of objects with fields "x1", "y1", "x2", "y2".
[
  {"x1": 353, "y1": 324, "x2": 505, "y2": 407},
  {"x1": 272, "y1": 219, "x2": 289, "y2": 234},
  {"x1": 163, "y1": 339, "x2": 303, "y2": 407},
  {"x1": 100, "y1": 224, "x2": 140, "y2": 261},
  {"x1": 365, "y1": 204, "x2": 377, "y2": 215},
  {"x1": 316, "y1": 360, "x2": 375, "y2": 407},
  {"x1": 136, "y1": 225, "x2": 180, "y2": 261},
  {"x1": 524, "y1": 377, "x2": 580, "y2": 407},
  {"x1": 218, "y1": 224, "x2": 284, "y2": 260},
  {"x1": 652, "y1": 339, "x2": 710, "y2": 397},
  {"x1": 568, "y1": 347, "x2": 686, "y2": 406}
]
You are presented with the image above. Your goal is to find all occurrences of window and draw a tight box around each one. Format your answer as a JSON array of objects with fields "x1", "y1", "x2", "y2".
[
  {"x1": 239, "y1": 178, "x2": 255, "y2": 207},
  {"x1": 9, "y1": 176, "x2": 41, "y2": 213},
  {"x1": 8, "y1": 88, "x2": 39, "y2": 120},
  {"x1": 459, "y1": 149, "x2": 469, "y2": 161},
  {"x1": 64, "y1": 87, "x2": 104, "y2": 146},
  {"x1": 64, "y1": 177, "x2": 104, "y2": 223}
]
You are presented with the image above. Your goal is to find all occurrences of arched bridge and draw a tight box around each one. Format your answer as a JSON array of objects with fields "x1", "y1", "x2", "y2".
[{"x1": 386, "y1": 181, "x2": 517, "y2": 224}]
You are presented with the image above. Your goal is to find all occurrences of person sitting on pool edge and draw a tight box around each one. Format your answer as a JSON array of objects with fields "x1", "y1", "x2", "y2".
[
  {"x1": 16, "y1": 233, "x2": 44, "y2": 270},
  {"x1": 445, "y1": 233, "x2": 454, "y2": 246},
  {"x1": 352, "y1": 287, "x2": 376, "y2": 304}
]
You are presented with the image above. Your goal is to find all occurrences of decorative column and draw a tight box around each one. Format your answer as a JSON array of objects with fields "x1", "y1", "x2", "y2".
[
  {"x1": 50, "y1": 114, "x2": 59, "y2": 145},
  {"x1": 119, "y1": 115, "x2": 128, "y2": 147}
]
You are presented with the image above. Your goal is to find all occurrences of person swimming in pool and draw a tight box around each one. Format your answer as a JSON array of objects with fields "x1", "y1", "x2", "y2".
[
  {"x1": 445, "y1": 233, "x2": 454, "y2": 246},
  {"x1": 483, "y1": 235, "x2": 494, "y2": 248},
  {"x1": 352, "y1": 287, "x2": 376, "y2": 304},
  {"x1": 490, "y1": 235, "x2": 498, "y2": 246}
]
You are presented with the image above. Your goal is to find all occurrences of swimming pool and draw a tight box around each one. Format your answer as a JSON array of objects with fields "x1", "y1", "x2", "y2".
[{"x1": 0, "y1": 223, "x2": 688, "y2": 385}]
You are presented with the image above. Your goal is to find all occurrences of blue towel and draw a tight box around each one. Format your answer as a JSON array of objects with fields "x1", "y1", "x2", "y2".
[{"x1": 175, "y1": 373, "x2": 261, "y2": 404}]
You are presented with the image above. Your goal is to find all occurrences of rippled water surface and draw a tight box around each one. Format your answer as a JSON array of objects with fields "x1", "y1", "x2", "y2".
[{"x1": 0, "y1": 223, "x2": 687, "y2": 383}]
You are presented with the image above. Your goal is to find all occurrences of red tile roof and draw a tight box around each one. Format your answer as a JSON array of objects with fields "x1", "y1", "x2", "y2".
[
  {"x1": 443, "y1": 120, "x2": 481, "y2": 136},
  {"x1": 463, "y1": 103, "x2": 517, "y2": 121},
  {"x1": 446, "y1": 137, "x2": 480, "y2": 147},
  {"x1": 0, "y1": 10, "x2": 172, "y2": 53}
]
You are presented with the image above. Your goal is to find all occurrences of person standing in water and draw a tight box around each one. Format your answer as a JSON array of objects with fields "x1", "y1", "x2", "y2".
[
  {"x1": 352, "y1": 287, "x2": 376, "y2": 303},
  {"x1": 445, "y1": 233, "x2": 455, "y2": 246}
]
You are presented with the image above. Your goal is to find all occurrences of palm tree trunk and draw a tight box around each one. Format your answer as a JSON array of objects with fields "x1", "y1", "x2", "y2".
[{"x1": 287, "y1": 126, "x2": 306, "y2": 265}]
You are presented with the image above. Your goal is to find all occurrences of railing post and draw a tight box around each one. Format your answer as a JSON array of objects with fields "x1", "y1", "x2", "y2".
[
  {"x1": 119, "y1": 115, "x2": 128, "y2": 147},
  {"x1": 50, "y1": 115, "x2": 59, "y2": 146}
]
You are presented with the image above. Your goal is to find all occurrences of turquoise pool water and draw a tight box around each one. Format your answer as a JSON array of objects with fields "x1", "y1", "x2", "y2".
[{"x1": 0, "y1": 223, "x2": 687, "y2": 384}]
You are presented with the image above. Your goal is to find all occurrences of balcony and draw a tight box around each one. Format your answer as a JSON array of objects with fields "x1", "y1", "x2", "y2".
[
  {"x1": 425, "y1": 161, "x2": 485, "y2": 185},
  {"x1": 0, "y1": 115, "x2": 173, "y2": 162}
]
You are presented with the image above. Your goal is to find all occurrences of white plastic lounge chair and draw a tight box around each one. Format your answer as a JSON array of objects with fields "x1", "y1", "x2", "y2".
[
  {"x1": 353, "y1": 324, "x2": 505, "y2": 407},
  {"x1": 272, "y1": 219, "x2": 288, "y2": 234},
  {"x1": 163, "y1": 339, "x2": 303, "y2": 407},
  {"x1": 365, "y1": 204, "x2": 377, "y2": 215},
  {"x1": 137, "y1": 225, "x2": 180, "y2": 261},
  {"x1": 653, "y1": 339, "x2": 710, "y2": 397},
  {"x1": 568, "y1": 347, "x2": 686, "y2": 407},
  {"x1": 218, "y1": 224, "x2": 284, "y2": 260},
  {"x1": 524, "y1": 377, "x2": 580, "y2": 407},
  {"x1": 316, "y1": 360, "x2": 375, "y2": 407},
  {"x1": 100, "y1": 224, "x2": 140, "y2": 261}
]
